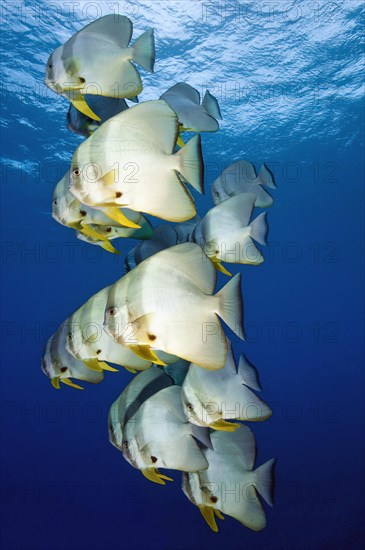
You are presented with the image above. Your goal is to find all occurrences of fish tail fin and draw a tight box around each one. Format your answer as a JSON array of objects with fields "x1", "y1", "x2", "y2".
[
  {"x1": 216, "y1": 274, "x2": 244, "y2": 340},
  {"x1": 176, "y1": 134, "x2": 204, "y2": 194},
  {"x1": 190, "y1": 424, "x2": 213, "y2": 449},
  {"x1": 249, "y1": 212, "x2": 268, "y2": 245},
  {"x1": 202, "y1": 90, "x2": 222, "y2": 120},
  {"x1": 131, "y1": 28, "x2": 155, "y2": 72},
  {"x1": 238, "y1": 354, "x2": 262, "y2": 391},
  {"x1": 258, "y1": 164, "x2": 276, "y2": 189},
  {"x1": 253, "y1": 458, "x2": 276, "y2": 507}
]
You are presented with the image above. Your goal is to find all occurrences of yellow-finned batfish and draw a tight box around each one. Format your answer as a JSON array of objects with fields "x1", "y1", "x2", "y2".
[
  {"x1": 193, "y1": 193, "x2": 268, "y2": 267},
  {"x1": 182, "y1": 428, "x2": 276, "y2": 532},
  {"x1": 67, "y1": 96, "x2": 129, "y2": 137},
  {"x1": 52, "y1": 170, "x2": 153, "y2": 247},
  {"x1": 181, "y1": 341, "x2": 272, "y2": 431},
  {"x1": 44, "y1": 14, "x2": 155, "y2": 120},
  {"x1": 104, "y1": 243, "x2": 244, "y2": 370},
  {"x1": 108, "y1": 367, "x2": 173, "y2": 450},
  {"x1": 160, "y1": 83, "x2": 222, "y2": 133},
  {"x1": 42, "y1": 323, "x2": 104, "y2": 390},
  {"x1": 211, "y1": 160, "x2": 276, "y2": 207},
  {"x1": 122, "y1": 386, "x2": 211, "y2": 484},
  {"x1": 64, "y1": 285, "x2": 153, "y2": 374},
  {"x1": 69, "y1": 100, "x2": 204, "y2": 222}
]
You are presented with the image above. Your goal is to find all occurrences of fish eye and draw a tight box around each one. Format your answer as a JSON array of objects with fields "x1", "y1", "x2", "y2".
[
  {"x1": 48, "y1": 63, "x2": 53, "y2": 69},
  {"x1": 108, "y1": 307, "x2": 115, "y2": 317},
  {"x1": 67, "y1": 332, "x2": 72, "y2": 340},
  {"x1": 186, "y1": 403, "x2": 194, "y2": 412},
  {"x1": 73, "y1": 168, "x2": 80, "y2": 177},
  {"x1": 53, "y1": 199, "x2": 57, "y2": 205},
  {"x1": 109, "y1": 425, "x2": 114, "y2": 433}
]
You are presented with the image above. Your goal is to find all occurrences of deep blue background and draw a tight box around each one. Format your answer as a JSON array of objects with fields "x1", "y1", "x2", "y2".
[{"x1": 1, "y1": 1, "x2": 364, "y2": 549}]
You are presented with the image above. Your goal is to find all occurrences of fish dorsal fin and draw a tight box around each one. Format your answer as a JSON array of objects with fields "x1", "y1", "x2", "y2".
[
  {"x1": 75, "y1": 14, "x2": 133, "y2": 48},
  {"x1": 122, "y1": 367, "x2": 173, "y2": 426},
  {"x1": 147, "y1": 386, "x2": 186, "y2": 422},
  {"x1": 225, "y1": 339, "x2": 237, "y2": 374},
  {"x1": 202, "y1": 90, "x2": 222, "y2": 120},
  {"x1": 161, "y1": 83, "x2": 201, "y2": 105},
  {"x1": 106, "y1": 100, "x2": 179, "y2": 154},
  {"x1": 147, "y1": 242, "x2": 216, "y2": 294},
  {"x1": 201, "y1": 192, "x2": 257, "y2": 237},
  {"x1": 238, "y1": 353, "x2": 262, "y2": 391},
  {"x1": 210, "y1": 426, "x2": 256, "y2": 470},
  {"x1": 218, "y1": 160, "x2": 257, "y2": 190}
]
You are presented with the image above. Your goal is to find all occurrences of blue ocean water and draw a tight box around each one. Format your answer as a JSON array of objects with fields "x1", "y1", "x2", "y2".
[{"x1": 1, "y1": 1, "x2": 364, "y2": 548}]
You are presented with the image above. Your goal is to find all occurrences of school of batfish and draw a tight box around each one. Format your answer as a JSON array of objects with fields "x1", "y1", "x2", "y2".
[{"x1": 42, "y1": 14, "x2": 276, "y2": 534}]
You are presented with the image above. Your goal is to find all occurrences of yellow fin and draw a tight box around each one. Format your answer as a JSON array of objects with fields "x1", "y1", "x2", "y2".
[
  {"x1": 198, "y1": 505, "x2": 218, "y2": 533},
  {"x1": 177, "y1": 134, "x2": 185, "y2": 147},
  {"x1": 100, "y1": 240, "x2": 121, "y2": 255},
  {"x1": 129, "y1": 345, "x2": 166, "y2": 366},
  {"x1": 141, "y1": 468, "x2": 173, "y2": 485},
  {"x1": 67, "y1": 94, "x2": 101, "y2": 121},
  {"x1": 80, "y1": 223, "x2": 109, "y2": 242},
  {"x1": 51, "y1": 377, "x2": 60, "y2": 389},
  {"x1": 210, "y1": 419, "x2": 241, "y2": 432},
  {"x1": 103, "y1": 208, "x2": 141, "y2": 229},
  {"x1": 83, "y1": 359, "x2": 103, "y2": 372},
  {"x1": 98, "y1": 361, "x2": 119, "y2": 372},
  {"x1": 214, "y1": 509, "x2": 225, "y2": 520},
  {"x1": 123, "y1": 366, "x2": 138, "y2": 374},
  {"x1": 211, "y1": 258, "x2": 232, "y2": 276},
  {"x1": 60, "y1": 378, "x2": 84, "y2": 390}
]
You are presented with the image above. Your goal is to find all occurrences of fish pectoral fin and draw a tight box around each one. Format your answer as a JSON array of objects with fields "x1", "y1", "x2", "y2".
[
  {"x1": 60, "y1": 378, "x2": 84, "y2": 390},
  {"x1": 141, "y1": 468, "x2": 173, "y2": 485},
  {"x1": 210, "y1": 419, "x2": 241, "y2": 432},
  {"x1": 211, "y1": 258, "x2": 232, "y2": 276},
  {"x1": 51, "y1": 377, "x2": 60, "y2": 389},
  {"x1": 80, "y1": 223, "x2": 109, "y2": 242},
  {"x1": 198, "y1": 505, "x2": 219, "y2": 533},
  {"x1": 66, "y1": 93, "x2": 101, "y2": 121},
  {"x1": 129, "y1": 345, "x2": 166, "y2": 367},
  {"x1": 103, "y1": 208, "x2": 141, "y2": 229},
  {"x1": 98, "y1": 361, "x2": 119, "y2": 372}
]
